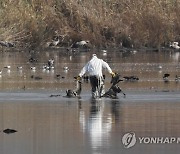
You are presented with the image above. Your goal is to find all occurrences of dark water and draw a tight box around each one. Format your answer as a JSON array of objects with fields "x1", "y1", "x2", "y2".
[{"x1": 0, "y1": 49, "x2": 180, "y2": 154}]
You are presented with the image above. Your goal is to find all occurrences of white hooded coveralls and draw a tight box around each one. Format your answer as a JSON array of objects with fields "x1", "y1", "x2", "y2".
[
  {"x1": 79, "y1": 54, "x2": 112, "y2": 77},
  {"x1": 79, "y1": 54, "x2": 113, "y2": 98}
]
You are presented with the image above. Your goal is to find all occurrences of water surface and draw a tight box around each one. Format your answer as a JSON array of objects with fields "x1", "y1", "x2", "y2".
[{"x1": 0, "y1": 49, "x2": 180, "y2": 154}]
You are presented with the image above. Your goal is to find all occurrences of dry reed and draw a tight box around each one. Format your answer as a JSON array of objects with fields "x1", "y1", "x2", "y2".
[{"x1": 0, "y1": 0, "x2": 179, "y2": 49}]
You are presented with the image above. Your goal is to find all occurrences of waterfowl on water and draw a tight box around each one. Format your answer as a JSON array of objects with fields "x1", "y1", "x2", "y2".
[
  {"x1": 175, "y1": 75, "x2": 180, "y2": 82},
  {"x1": 63, "y1": 66, "x2": 69, "y2": 71},
  {"x1": 47, "y1": 36, "x2": 60, "y2": 47},
  {"x1": 163, "y1": 73, "x2": 170, "y2": 82},
  {"x1": 169, "y1": 42, "x2": 180, "y2": 50},
  {"x1": 17, "y1": 66, "x2": 23, "y2": 70},
  {"x1": 55, "y1": 74, "x2": 61, "y2": 79},
  {"x1": 4, "y1": 65, "x2": 11, "y2": 69},
  {"x1": 30, "y1": 66, "x2": 36, "y2": 70},
  {"x1": 29, "y1": 57, "x2": 38, "y2": 63},
  {"x1": 43, "y1": 65, "x2": 49, "y2": 70},
  {"x1": 71, "y1": 40, "x2": 89, "y2": 48}
]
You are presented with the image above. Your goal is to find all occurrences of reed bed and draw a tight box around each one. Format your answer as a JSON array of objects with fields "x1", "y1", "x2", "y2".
[{"x1": 0, "y1": 0, "x2": 179, "y2": 49}]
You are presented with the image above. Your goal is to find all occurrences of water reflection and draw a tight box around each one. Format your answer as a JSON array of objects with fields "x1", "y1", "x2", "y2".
[
  {"x1": 110, "y1": 100, "x2": 120, "y2": 124},
  {"x1": 79, "y1": 98, "x2": 113, "y2": 153}
]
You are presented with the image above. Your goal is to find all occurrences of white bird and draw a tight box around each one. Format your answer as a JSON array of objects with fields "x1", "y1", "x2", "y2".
[
  {"x1": 17, "y1": 66, "x2": 23, "y2": 70},
  {"x1": 76, "y1": 40, "x2": 89, "y2": 46},
  {"x1": 4, "y1": 65, "x2": 11, "y2": 69},
  {"x1": 30, "y1": 66, "x2": 36, "y2": 70},
  {"x1": 170, "y1": 42, "x2": 180, "y2": 49},
  {"x1": 47, "y1": 36, "x2": 60, "y2": 47},
  {"x1": 71, "y1": 40, "x2": 89, "y2": 48},
  {"x1": 102, "y1": 50, "x2": 107, "y2": 53},
  {"x1": 63, "y1": 66, "x2": 69, "y2": 71},
  {"x1": 158, "y1": 65, "x2": 162, "y2": 69}
]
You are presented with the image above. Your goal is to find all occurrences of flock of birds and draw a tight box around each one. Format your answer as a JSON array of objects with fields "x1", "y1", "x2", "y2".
[
  {"x1": 0, "y1": 58, "x2": 70, "y2": 81},
  {"x1": 1, "y1": 58, "x2": 180, "y2": 84},
  {"x1": 0, "y1": 32, "x2": 180, "y2": 51},
  {"x1": 79, "y1": 73, "x2": 180, "y2": 83},
  {"x1": 0, "y1": 36, "x2": 180, "y2": 85},
  {"x1": 163, "y1": 73, "x2": 180, "y2": 83}
]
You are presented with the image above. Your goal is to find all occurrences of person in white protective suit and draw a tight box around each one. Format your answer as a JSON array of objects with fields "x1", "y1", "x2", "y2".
[{"x1": 77, "y1": 54, "x2": 115, "y2": 98}]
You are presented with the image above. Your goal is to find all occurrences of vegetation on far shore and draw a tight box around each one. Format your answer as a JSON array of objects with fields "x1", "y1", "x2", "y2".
[{"x1": 0, "y1": 0, "x2": 179, "y2": 50}]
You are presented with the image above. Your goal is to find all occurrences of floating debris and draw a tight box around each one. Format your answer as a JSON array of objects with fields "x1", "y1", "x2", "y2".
[
  {"x1": 123, "y1": 76, "x2": 139, "y2": 81},
  {"x1": 3, "y1": 128, "x2": 17, "y2": 134},
  {"x1": 50, "y1": 94, "x2": 61, "y2": 97},
  {"x1": 31, "y1": 75, "x2": 42, "y2": 80}
]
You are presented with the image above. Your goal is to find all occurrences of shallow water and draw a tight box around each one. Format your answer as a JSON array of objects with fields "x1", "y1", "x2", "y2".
[{"x1": 0, "y1": 49, "x2": 180, "y2": 154}]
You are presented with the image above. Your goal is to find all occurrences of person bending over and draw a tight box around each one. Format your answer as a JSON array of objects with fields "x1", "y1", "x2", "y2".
[{"x1": 77, "y1": 54, "x2": 115, "y2": 99}]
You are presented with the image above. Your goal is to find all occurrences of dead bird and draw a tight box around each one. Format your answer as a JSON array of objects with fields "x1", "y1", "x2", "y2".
[
  {"x1": 66, "y1": 80, "x2": 82, "y2": 98},
  {"x1": 3, "y1": 128, "x2": 17, "y2": 134},
  {"x1": 123, "y1": 75, "x2": 139, "y2": 81},
  {"x1": 102, "y1": 73, "x2": 126, "y2": 99},
  {"x1": 102, "y1": 84, "x2": 123, "y2": 99}
]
